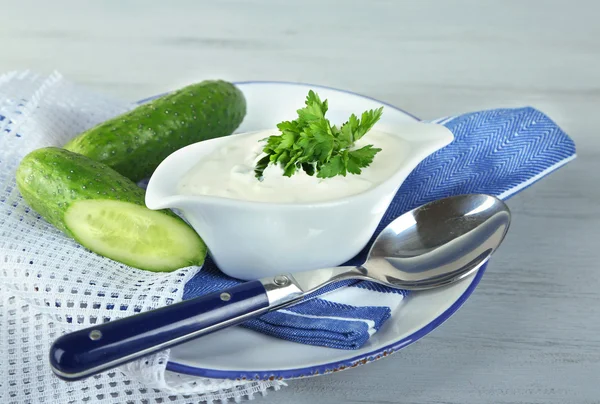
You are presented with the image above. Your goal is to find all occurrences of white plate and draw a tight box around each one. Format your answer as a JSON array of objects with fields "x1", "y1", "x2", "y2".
[{"x1": 138, "y1": 81, "x2": 485, "y2": 381}]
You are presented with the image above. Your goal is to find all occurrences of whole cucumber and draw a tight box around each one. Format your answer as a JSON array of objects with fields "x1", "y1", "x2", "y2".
[
  {"x1": 16, "y1": 147, "x2": 206, "y2": 272},
  {"x1": 64, "y1": 80, "x2": 246, "y2": 182}
]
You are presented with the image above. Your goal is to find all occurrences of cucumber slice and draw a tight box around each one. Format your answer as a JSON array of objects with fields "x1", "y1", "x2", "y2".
[
  {"x1": 17, "y1": 147, "x2": 206, "y2": 272},
  {"x1": 65, "y1": 199, "x2": 205, "y2": 272}
]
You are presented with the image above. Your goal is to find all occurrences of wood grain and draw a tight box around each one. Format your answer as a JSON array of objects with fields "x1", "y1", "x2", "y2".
[{"x1": 1, "y1": 0, "x2": 598, "y2": 402}]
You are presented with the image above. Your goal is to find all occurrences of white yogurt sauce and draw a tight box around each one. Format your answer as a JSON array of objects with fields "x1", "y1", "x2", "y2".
[{"x1": 177, "y1": 129, "x2": 409, "y2": 203}]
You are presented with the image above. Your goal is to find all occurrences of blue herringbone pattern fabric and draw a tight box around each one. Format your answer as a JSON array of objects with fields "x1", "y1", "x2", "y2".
[{"x1": 183, "y1": 106, "x2": 576, "y2": 349}]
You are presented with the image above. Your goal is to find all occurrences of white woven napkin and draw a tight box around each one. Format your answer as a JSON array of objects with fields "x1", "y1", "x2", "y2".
[{"x1": 0, "y1": 71, "x2": 284, "y2": 403}]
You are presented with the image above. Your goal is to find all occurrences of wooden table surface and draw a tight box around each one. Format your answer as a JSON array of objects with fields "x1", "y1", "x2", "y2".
[{"x1": 1, "y1": 1, "x2": 598, "y2": 403}]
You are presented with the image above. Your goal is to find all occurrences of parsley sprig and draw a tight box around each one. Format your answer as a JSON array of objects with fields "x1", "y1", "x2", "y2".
[{"x1": 254, "y1": 90, "x2": 383, "y2": 180}]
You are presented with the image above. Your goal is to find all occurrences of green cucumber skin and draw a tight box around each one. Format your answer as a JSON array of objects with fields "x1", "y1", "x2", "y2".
[
  {"x1": 16, "y1": 147, "x2": 145, "y2": 236},
  {"x1": 64, "y1": 80, "x2": 246, "y2": 182},
  {"x1": 15, "y1": 147, "x2": 203, "y2": 260}
]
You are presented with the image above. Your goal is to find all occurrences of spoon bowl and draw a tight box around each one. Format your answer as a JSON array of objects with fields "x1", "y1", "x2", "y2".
[
  {"x1": 50, "y1": 194, "x2": 510, "y2": 381},
  {"x1": 366, "y1": 193, "x2": 510, "y2": 288},
  {"x1": 288, "y1": 194, "x2": 510, "y2": 294}
]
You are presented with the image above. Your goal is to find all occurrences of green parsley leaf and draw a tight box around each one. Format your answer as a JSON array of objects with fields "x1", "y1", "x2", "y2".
[
  {"x1": 317, "y1": 154, "x2": 347, "y2": 178},
  {"x1": 254, "y1": 90, "x2": 383, "y2": 179},
  {"x1": 254, "y1": 155, "x2": 271, "y2": 178},
  {"x1": 355, "y1": 107, "x2": 384, "y2": 141},
  {"x1": 347, "y1": 145, "x2": 382, "y2": 175}
]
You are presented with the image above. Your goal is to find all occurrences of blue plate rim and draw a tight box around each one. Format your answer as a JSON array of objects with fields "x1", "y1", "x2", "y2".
[
  {"x1": 137, "y1": 81, "x2": 483, "y2": 381},
  {"x1": 136, "y1": 80, "x2": 421, "y2": 121},
  {"x1": 166, "y1": 264, "x2": 486, "y2": 381}
]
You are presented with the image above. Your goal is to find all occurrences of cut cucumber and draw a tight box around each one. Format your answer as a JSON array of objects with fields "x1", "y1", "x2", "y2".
[
  {"x1": 16, "y1": 147, "x2": 206, "y2": 272},
  {"x1": 65, "y1": 200, "x2": 206, "y2": 272}
]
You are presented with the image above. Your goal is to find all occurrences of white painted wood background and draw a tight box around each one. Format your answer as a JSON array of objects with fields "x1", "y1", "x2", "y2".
[{"x1": 1, "y1": 0, "x2": 598, "y2": 403}]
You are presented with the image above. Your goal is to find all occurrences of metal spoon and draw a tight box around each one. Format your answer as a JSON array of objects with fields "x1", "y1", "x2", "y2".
[{"x1": 49, "y1": 193, "x2": 510, "y2": 381}]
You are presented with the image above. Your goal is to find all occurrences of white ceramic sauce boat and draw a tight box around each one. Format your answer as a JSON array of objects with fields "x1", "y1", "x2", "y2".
[{"x1": 145, "y1": 87, "x2": 454, "y2": 280}]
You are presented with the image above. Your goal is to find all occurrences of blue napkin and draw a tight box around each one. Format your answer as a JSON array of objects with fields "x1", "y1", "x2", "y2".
[{"x1": 183, "y1": 107, "x2": 576, "y2": 349}]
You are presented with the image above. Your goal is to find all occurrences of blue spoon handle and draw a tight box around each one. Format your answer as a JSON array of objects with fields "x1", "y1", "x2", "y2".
[{"x1": 49, "y1": 280, "x2": 270, "y2": 381}]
